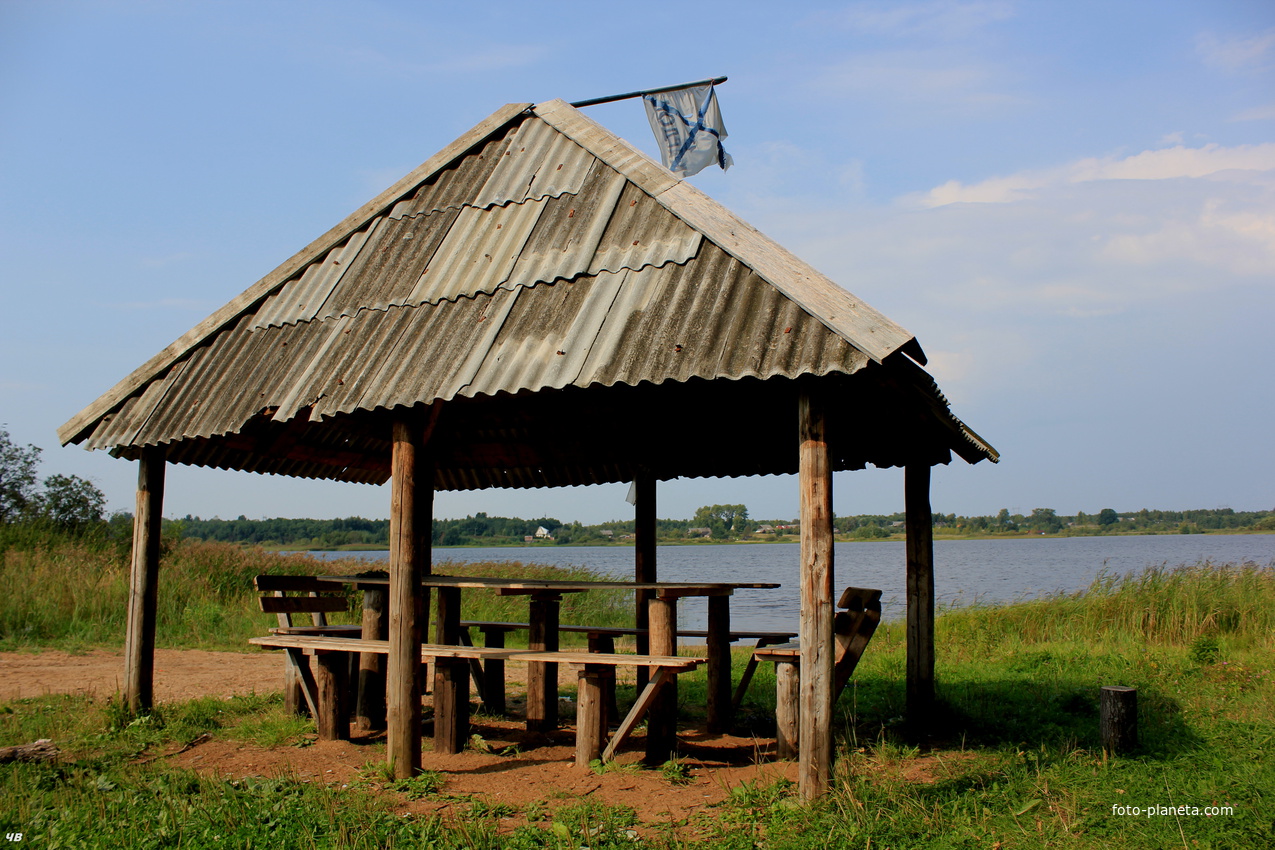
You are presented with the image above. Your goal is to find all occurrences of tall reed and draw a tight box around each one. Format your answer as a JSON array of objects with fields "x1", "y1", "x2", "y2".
[{"x1": 937, "y1": 560, "x2": 1275, "y2": 651}]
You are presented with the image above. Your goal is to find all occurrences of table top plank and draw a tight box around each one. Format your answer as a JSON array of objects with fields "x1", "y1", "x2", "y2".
[{"x1": 318, "y1": 574, "x2": 779, "y2": 593}]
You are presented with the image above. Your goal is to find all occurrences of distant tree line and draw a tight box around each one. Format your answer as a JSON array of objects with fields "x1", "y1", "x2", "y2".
[
  {"x1": 2, "y1": 426, "x2": 1269, "y2": 551},
  {"x1": 170, "y1": 505, "x2": 1274, "y2": 549}
]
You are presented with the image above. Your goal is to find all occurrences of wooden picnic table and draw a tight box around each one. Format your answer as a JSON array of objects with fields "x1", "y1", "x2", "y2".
[{"x1": 318, "y1": 573, "x2": 779, "y2": 757}]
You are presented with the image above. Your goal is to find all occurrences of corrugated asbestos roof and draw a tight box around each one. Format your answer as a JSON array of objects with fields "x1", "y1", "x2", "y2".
[{"x1": 61, "y1": 99, "x2": 996, "y2": 486}]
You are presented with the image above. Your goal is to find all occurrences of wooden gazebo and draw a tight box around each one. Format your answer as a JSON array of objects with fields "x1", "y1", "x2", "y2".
[{"x1": 59, "y1": 100, "x2": 997, "y2": 798}]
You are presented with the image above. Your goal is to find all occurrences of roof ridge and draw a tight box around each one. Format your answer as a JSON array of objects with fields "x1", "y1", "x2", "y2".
[{"x1": 531, "y1": 99, "x2": 924, "y2": 366}]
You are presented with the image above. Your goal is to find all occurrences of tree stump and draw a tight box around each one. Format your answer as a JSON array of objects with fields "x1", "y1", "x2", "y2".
[{"x1": 1100, "y1": 685, "x2": 1137, "y2": 756}]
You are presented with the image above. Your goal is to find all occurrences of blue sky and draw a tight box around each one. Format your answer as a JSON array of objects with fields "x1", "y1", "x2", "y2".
[{"x1": 2, "y1": 0, "x2": 1272, "y2": 525}]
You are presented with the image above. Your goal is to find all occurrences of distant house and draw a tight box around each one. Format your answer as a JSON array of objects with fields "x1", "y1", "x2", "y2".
[
  {"x1": 599, "y1": 529, "x2": 614, "y2": 538},
  {"x1": 687, "y1": 527, "x2": 713, "y2": 538},
  {"x1": 534, "y1": 526, "x2": 554, "y2": 540},
  {"x1": 757, "y1": 524, "x2": 775, "y2": 534},
  {"x1": 523, "y1": 535, "x2": 534, "y2": 543}
]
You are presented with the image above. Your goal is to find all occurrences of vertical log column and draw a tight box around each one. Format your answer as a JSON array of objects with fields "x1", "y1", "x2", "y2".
[
  {"x1": 433, "y1": 587, "x2": 468, "y2": 753},
  {"x1": 123, "y1": 446, "x2": 165, "y2": 714},
  {"x1": 645, "y1": 594, "x2": 678, "y2": 764},
  {"x1": 798, "y1": 389, "x2": 834, "y2": 799},
  {"x1": 526, "y1": 593, "x2": 561, "y2": 732},
  {"x1": 905, "y1": 463, "x2": 935, "y2": 736},
  {"x1": 633, "y1": 471, "x2": 656, "y2": 692},
  {"x1": 355, "y1": 586, "x2": 388, "y2": 731},
  {"x1": 387, "y1": 413, "x2": 432, "y2": 779},
  {"x1": 706, "y1": 594, "x2": 731, "y2": 733}
]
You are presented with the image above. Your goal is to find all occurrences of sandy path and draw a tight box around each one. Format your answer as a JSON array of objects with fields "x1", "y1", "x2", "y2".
[{"x1": 0, "y1": 649, "x2": 281, "y2": 703}]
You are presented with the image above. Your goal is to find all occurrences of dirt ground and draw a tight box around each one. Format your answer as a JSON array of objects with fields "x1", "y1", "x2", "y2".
[{"x1": 1, "y1": 648, "x2": 799, "y2": 832}]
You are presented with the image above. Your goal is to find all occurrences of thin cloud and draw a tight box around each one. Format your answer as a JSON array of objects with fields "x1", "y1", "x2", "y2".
[
  {"x1": 1233, "y1": 103, "x2": 1275, "y2": 122},
  {"x1": 814, "y1": 0, "x2": 1015, "y2": 40},
  {"x1": 1196, "y1": 28, "x2": 1275, "y2": 73},
  {"x1": 820, "y1": 53, "x2": 1025, "y2": 112},
  {"x1": 920, "y1": 143, "x2": 1275, "y2": 207}
]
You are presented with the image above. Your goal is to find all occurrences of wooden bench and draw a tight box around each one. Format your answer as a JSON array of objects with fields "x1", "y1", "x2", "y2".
[
  {"x1": 248, "y1": 634, "x2": 704, "y2": 767},
  {"x1": 457, "y1": 620, "x2": 797, "y2": 718},
  {"x1": 256, "y1": 573, "x2": 392, "y2": 730},
  {"x1": 255, "y1": 575, "x2": 363, "y2": 717},
  {"x1": 753, "y1": 587, "x2": 882, "y2": 759}
]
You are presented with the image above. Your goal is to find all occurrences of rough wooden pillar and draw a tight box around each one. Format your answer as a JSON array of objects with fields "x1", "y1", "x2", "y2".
[
  {"x1": 798, "y1": 389, "x2": 834, "y2": 799},
  {"x1": 387, "y1": 412, "x2": 432, "y2": 779},
  {"x1": 645, "y1": 595, "x2": 678, "y2": 764},
  {"x1": 314, "y1": 651, "x2": 349, "y2": 740},
  {"x1": 634, "y1": 471, "x2": 656, "y2": 691},
  {"x1": 124, "y1": 446, "x2": 165, "y2": 714},
  {"x1": 434, "y1": 586, "x2": 468, "y2": 754},
  {"x1": 480, "y1": 627, "x2": 507, "y2": 715},
  {"x1": 905, "y1": 463, "x2": 935, "y2": 735},
  {"x1": 355, "y1": 586, "x2": 388, "y2": 731},
  {"x1": 774, "y1": 659, "x2": 800, "y2": 760},
  {"x1": 575, "y1": 664, "x2": 607, "y2": 768},
  {"x1": 706, "y1": 594, "x2": 731, "y2": 733},
  {"x1": 527, "y1": 593, "x2": 561, "y2": 732}
]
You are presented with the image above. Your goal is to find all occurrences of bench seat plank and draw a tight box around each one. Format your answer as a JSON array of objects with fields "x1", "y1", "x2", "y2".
[{"x1": 250, "y1": 635, "x2": 703, "y2": 668}]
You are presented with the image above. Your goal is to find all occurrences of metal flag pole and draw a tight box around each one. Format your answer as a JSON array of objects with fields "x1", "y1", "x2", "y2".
[{"x1": 569, "y1": 76, "x2": 728, "y2": 109}]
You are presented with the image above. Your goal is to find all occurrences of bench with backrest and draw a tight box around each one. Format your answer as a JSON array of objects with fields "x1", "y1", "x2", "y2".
[
  {"x1": 248, "y1": 633, "x2": 703, "y2": 767},
  {"x1": 752, "y1": 586, "x2": 882, "y2": 759},
  {"x1": 255, "y1": 575, "x2": 362, "y2": 716}
]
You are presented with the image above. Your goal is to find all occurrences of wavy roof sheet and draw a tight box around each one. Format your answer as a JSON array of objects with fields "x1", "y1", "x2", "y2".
[{"x1": 61, "y1": 99, "x2": 996, "y2": 487}]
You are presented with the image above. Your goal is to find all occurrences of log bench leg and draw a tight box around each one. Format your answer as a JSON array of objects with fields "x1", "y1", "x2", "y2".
[
  {"x1": 588, "y1": 634, "x2": 620, "y2": 725},
  {"x1": 645, "y1": 597, "x2": 678, "y2": 764},
  {"x1": 479, "y1": 627, "x2": 507, "y2": 715},
  {"x1": 527, "y1": 594, "x2": 560, "y2": 733},
  {"x1": 433, "y1": 658, "x2": 470, "y2": 755},
  {"x1": 575, "y1": 664, "x2": 607, "y2": 768},
  {"x1": 707, "y1": 595, "x2": 731, "y2": 733},
  {"x1": 314, "y1": 651, "x2": 349, "y2": 741},
  {"x1": 774, "y1": 659, "x2": 800, "y2": 760},
  {"x1": 355, "y1": 587, "x2": 387, "y2": 732}
]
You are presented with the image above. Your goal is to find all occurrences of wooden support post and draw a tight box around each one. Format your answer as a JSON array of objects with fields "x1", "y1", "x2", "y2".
[
  {"x1": 645, "y1": 596, "x2": 678, "y2": 764},
  {"x1": 527, "y1": 593, "x2": 561, "y2": 732},
  {"x1": 124, "y1": 446, "x2": 165, "y2": 715},
  {"x1": 355, "y1": 587, "x2": 388, "y2": 731},
  {"x1": 588, "y1": 634, "x2": 620, "y2": 726},
  {"x1": 706, "y1": 594, "x2": 731, "y2": 733},
  {"x1": 775, "y1": 659, "x2": 800, "y2": 760},
  {"x1": 798, "y1": 389, "x2": 834, "y2": 799},
  {"x1": 575, "y1": 664, "x2": 607, "y2": 768},
  {"x1": 905, "y1": 463, "x2": 935, "y2": 736},
  {"x1": 433, "y1": 586, "x2": 468, "y2": 754},
  {"x1": 480, "y1": 627, "x2": 506, "y2": 715},
  {"x1": 314, "y1": 652, "x2": 349, "y2": 741},
  {"x1": 634, "y1": 471, "x2": 656, "y2": 692},
  {"x1": 387, "y1": 412, "x2": 432, "y2": 779},
  {"x1": 1100, "y1": 686, "x2": 1138, "y2": 756}
]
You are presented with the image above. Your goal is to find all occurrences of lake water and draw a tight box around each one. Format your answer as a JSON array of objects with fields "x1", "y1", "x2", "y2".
[{"x1": 311, "y1": 534, "x2": 1275, "y2": 633}]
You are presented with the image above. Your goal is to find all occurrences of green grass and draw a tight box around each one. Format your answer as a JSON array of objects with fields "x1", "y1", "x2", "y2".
[{"x1": 2, "y1": 529, "x2": 1273, "y2": 847}]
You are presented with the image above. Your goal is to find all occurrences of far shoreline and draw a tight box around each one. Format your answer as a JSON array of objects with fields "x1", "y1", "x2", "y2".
[{"x1": 260, "y1": 527, "x2": 1275, "y2": 553}]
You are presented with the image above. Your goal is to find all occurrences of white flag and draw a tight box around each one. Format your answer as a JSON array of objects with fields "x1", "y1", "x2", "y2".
[{"x1": 643, "y1": 85, "x2": 733, "y2": 178}]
